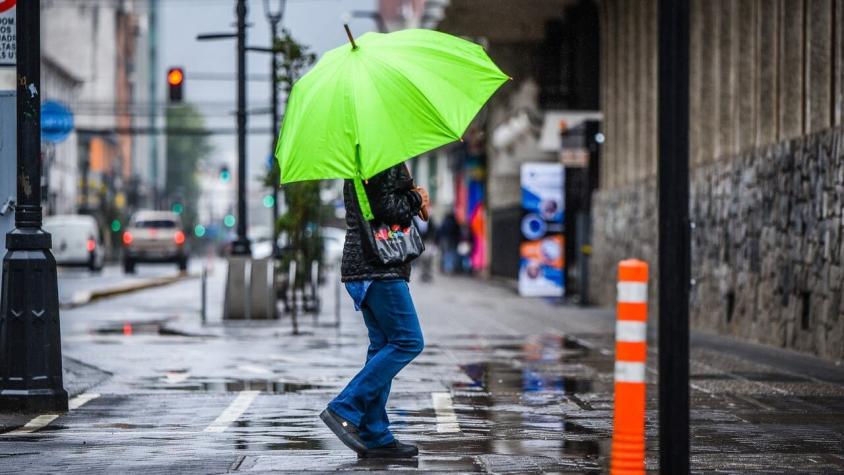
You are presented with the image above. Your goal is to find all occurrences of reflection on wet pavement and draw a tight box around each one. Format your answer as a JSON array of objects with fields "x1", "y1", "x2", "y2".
[
  {"x1": 92, "y1": 320, "x2": 212, "y2": 338},
  {"x1": 7, "y1": 268, "x2": 842, "y2": 474},
  {"x1": 138, "y1": 377, "x2": 328, "y2": 394}
]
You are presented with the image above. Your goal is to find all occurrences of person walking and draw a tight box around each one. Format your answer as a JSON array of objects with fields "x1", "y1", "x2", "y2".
[{"x1": 320, "y1": 163, "x2": 429, "y2": 459}]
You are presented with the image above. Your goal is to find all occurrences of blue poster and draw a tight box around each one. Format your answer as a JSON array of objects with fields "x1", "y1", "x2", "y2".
[{"x1": 519, "y1": 162, "x2": 565, "y2": 297}]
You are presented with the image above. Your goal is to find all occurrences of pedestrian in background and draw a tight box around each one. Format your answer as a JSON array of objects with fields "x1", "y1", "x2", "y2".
[
  {"x1": 320, "y1": 163, "x2": 429, "y2": 459},
  {"x1": 436, "y1": 213, "x2": 461, "y2": 274},
  {"x1": 413, "y1": 214, "x2": 436, "y2": 282}
]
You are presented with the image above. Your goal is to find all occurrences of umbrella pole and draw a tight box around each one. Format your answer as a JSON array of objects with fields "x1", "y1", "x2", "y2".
[{"x1": 343, "y1": 24, "x2": 358, "y2": 50}]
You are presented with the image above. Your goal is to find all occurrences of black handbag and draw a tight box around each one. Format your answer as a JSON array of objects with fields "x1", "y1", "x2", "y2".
[{"x1": 353, "y1": 172, "x2": 425, "y2": 267}]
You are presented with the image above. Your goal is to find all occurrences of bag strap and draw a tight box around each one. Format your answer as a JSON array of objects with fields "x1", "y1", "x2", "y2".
[{"x1": 353, "y1": 145, "x2": 375, "y2": 221}]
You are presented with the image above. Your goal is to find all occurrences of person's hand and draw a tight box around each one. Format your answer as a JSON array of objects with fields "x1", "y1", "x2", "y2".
[
  {"x1": 414, "y1": 186, "x2": 430, "y2": 221},
  {"x1": 414, "y1": 186, "x2": 430, "y2": 208}
]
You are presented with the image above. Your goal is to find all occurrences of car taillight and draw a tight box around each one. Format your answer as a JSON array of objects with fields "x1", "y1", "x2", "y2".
[
  {"x1": 174, "y1": 230, "x2": 185, "y2": 245},
  {"x1": 86, "y1": 238, "x2": 96, "y2": 252},
  {"x1": 122, "y1": 232, "x2": 133, "y2": 245}
]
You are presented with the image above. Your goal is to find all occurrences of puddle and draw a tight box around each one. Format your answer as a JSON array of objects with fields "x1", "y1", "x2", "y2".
[
  {"x1": 459, "y1": 362, "x2": 593, "y2": 395},
  {"x1": 92, "y1": 321, "x2": 210, "y2": 338},
  {"x1": 137, "y1": 377, "x2": 326, "y2": 393}
]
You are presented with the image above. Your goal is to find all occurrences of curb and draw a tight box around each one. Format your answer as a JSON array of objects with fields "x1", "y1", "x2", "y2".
[{"x1": 62, "y1": 272, "x2": 198, "y2": 309}]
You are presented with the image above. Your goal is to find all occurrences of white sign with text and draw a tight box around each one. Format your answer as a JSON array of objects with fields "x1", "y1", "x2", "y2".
[{"x1": 0, "y1": 1, "x2": 15, "y2": 67}]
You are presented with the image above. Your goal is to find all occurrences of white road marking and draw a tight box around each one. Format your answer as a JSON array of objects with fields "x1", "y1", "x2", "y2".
[
  {"x1": 69, "y1": 290, "x2": 92, "y2": 306},
  {"x1": 164, "y1": 371, "x2": 190, "y2": 384},
  {"x1": 5, "y1": 392, "x2": 101, "y2": 435},
  {"x1": 237, "y1": 364, "x2": 272, "y2": 375},
  {"x1": 204, "y1": 390, "x2": 260, "y2": 433},
  {"x1": 431, "y1": 392, "x2": 460, "y2": 433},
  {"x1": 69, "y1": 392, "x2": 100, "y2": 410}
]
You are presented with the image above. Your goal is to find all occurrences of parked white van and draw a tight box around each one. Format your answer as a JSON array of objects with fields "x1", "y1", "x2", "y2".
[{"x1": 43, "y1": 214, "x2": 105, "y2": 271}]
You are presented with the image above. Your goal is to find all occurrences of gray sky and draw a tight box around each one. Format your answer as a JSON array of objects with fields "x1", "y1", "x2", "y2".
[{"x1": 161, "y1": 0, "x2": 376, "y2": 223}]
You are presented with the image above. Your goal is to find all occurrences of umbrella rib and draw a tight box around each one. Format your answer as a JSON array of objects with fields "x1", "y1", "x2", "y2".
[
  {"x1": 354, "y1": 58, "x2": 415, "y2": 178},
  {"x1": 365, "y1": 53, "x2": 463, "y2": 141}
]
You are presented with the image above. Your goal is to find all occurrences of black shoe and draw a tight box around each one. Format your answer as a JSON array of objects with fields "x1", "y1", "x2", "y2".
[
  {"x1": 320, "y1": 408, "x2": 367, "y2": 455},
  {"x1": 359, "y1": 440, "x2": 419, "y2": 459}
]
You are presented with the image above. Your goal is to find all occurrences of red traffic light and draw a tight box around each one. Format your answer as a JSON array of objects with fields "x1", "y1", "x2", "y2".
[
  {"x1": 167, "y1": 67, "x2": 184, "y2": 103},
  {"x1": 167, "y1": 68, "x2": 184, "y2": 86}
]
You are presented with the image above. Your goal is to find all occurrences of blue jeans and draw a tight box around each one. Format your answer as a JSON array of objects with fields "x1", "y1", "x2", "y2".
[{"x1": 328, "y1": 279, "x2": 424, "y2": 448}]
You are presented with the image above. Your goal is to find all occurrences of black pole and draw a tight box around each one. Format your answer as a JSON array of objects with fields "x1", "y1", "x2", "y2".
[
  {"x1": 657, "y1": 0, "x2": 690, "y2": 473},
  {"x1": 270, "y1": 18, "x2": 281, "y2": 258},
  {"x1": 0, "y1": 0, "x2": 69, "y2": 413},
  {"x1": 231, "y1": 0, "x2": 251, "y2": 256}
]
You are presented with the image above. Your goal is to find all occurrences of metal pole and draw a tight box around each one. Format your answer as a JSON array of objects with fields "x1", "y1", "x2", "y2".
[
  {"x1": 149, "y1": 0, "x2": 160, "y2": 208},
  {"x1": 270, "y1": 19, "x2": 281, "y2": 258},
  {"x1": 334, "y1": 271, "x2": 341, "y2": 328},
  {"x1": 289, "y1": 259, "x2": 298, "y2": 335},
  {"x1": 201, "y1": 265, "x2": 207, "y2": 324},
  {"x1": 657, "y1": 0, "x2": 690, "y2": 472},
  {"x1": 0, "y1": 0, "x2": 69, "y2": 412},
  {"x1": 231, "y1": 0, "x2": 251, "y2": 256}
]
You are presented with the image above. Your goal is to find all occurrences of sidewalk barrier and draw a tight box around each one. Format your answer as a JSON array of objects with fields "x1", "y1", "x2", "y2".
[{"x1": 610, "y1": 259, "x2": 649, "y2": 475}]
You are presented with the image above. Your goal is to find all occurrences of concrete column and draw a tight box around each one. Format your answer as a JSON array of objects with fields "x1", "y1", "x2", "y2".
[
  {"x1": 804, "y1": 0, "x2": 832, "y2": 133},
  {"x1": 778, "y1": 0, "x2": 804, "y2": 140}
]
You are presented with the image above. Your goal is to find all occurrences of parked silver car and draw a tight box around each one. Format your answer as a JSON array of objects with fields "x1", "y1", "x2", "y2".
[{"x1": 122, "y1": 210, "x2": 188, "y2": 273}]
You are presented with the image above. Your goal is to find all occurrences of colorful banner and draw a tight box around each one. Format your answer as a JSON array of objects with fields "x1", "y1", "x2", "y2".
[{"x1": 519, "y1": 162, "x2": 565, "y2": 297}]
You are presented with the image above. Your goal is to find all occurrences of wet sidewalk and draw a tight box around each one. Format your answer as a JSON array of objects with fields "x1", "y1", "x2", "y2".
[{"x1": 1, "y1": 265, "x2": 843, "y2": 473}]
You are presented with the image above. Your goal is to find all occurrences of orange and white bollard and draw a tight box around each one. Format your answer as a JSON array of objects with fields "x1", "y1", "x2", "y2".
[{"x1": 610, "y1": 259, "x2": 649, "y2": 475}]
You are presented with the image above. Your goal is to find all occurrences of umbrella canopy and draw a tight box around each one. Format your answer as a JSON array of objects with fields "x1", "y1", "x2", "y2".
[{"x1": 275, "y1": 28, "x2": 509, "y2": 185}]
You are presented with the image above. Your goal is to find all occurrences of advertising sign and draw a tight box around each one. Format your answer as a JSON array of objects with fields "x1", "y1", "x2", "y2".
[
  {"x1": 0, "y1": 0, "x2": 14, "y2": 67},
  {"x1": 518, "y1": 162, "x2": 564, "y2": 297}
]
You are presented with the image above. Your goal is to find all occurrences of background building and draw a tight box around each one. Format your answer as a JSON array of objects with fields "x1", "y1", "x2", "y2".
[
  {"x1": 591, "y1": 0, "x2": 844, "y2": 361},
  {"x1": 432, "y1": 0, "x2": 601, "y2": 279}
]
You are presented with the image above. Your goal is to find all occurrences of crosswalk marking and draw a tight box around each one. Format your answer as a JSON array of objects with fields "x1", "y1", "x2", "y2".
[
  {"x1": 204, "y1": 390, "x2": 260, "y2": 433},
  {"x1": 431, "y1": 392, "x2": 460, "y2": 433},
  {"x1": 5, "y1": 392, "x2": 101, "y2": 435},
  {"x1": 69, "y1": 392, "x2": 101, "y2": 410}
]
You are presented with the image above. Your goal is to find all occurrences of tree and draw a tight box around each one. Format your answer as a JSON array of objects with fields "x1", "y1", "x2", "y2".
[
  {"x1": 266, "y1": 29, "x2": 326, "y2": 308},
  {"x1": 165, "y1": 104, "x2": 213, "y2": 231}
]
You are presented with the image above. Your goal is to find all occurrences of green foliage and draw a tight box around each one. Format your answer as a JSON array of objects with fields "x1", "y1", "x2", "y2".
[
  {"x1": 276, "y1": 182, "x2": 332, "y2": 287},
  {"x1": 265, "y1": 30, "x2": 322, "y2": 289},
  {"x1": 165, "y1": 104, "x2": 213, "y2": 231},
  {"x1": 274, "y1": 28, "x2": 317, "y2": 93}
]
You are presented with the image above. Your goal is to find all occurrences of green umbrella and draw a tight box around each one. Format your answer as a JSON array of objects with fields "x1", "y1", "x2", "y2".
[{"x1": 274, "y1": 27, "x2": 508, "y2": 219}]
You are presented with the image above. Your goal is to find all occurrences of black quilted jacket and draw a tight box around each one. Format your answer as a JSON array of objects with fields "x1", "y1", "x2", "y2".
[{"x1": 341, "y1": 164, "x2": 422, "y2": 282}]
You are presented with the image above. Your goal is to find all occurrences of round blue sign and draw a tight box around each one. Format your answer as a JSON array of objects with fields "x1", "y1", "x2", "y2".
[{"x1": 41, "y1": 100, "x2": 74, "y2": 144}]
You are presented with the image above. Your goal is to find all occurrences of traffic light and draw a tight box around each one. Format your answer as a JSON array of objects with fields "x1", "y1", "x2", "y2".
[
  {"x1": 219, "y1": 165, "x2": 231, "y2": 182},
  {"x1": 171, "y1": 202, "x2": 184, "y2": 215},
  {"x1": 262, "y1": 194, "x2": 275, "y2": 208},
  {"x1": 167, "y1": 67, "x2": 184, "y2": 103}
]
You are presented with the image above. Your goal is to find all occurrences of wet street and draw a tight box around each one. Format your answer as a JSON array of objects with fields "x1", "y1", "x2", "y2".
[{"x1": 1, "y1": 261, "x2": 843, "y2": 473}]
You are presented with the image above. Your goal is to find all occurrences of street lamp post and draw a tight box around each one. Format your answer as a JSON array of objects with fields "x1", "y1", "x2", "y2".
[
  {"x1": 0, "y1": 0, "x2": 69, "y2": 412},
  {"x1": 231, "y1": 0, "x2": 251, "y2": 256},
  {"x1": 197, "y1": 1, "x2": 251, "y2": 256},
  {"x1": 657, "y1": 0, "x2": 691, "y2": 472},
  {"x1": 263, "y1": 0, "x2": 286, "y2": 258}
]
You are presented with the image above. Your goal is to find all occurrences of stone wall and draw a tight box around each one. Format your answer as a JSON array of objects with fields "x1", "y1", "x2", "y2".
[{"x1": 590, "y1": 126, "x2": 844, "y2": 362}]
